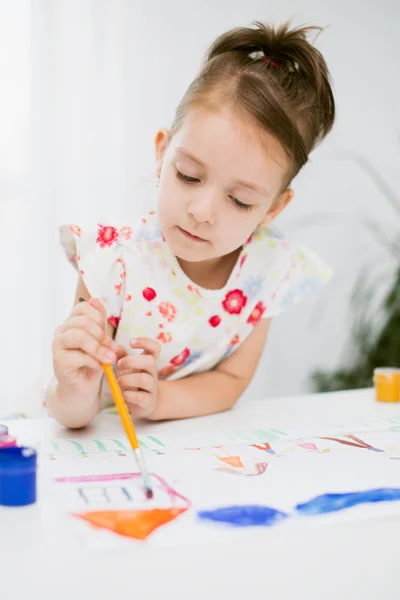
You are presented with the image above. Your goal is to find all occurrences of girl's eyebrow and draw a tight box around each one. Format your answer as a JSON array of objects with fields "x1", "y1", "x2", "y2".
[
  {"x1": 176, "y1": 147, "x2": 205, "y2": 166},
  {"x1": 175, "y1": 147, "x2": 270, "y2": 197},
  {"x1": 234, "y1": 178, "x2": 270, "y2": 197}
]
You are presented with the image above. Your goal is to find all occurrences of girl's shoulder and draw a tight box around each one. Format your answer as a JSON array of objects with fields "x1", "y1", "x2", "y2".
[
  {"x1": 60, "y1": 210, "x2": 162, "y2": 250},
  {"x1": 239, "y1": 224, "x2": 333, "y2": 317}
]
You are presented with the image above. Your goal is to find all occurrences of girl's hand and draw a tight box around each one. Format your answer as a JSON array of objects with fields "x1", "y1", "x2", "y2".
[
  {"x1": 116, "y1": 337, "x2": 161, "y2": 418},
  {"x1": 52, "y1": 298, "x2": 117, "y2": 397}
]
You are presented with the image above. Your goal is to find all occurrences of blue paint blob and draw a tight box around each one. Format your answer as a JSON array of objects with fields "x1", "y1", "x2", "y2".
[
  {"x1": 197, "y1": 505, "x2": 289, "y2": 527},
  {"x1": 296, "y1": 488, "x2": 400, "y2": 516}
]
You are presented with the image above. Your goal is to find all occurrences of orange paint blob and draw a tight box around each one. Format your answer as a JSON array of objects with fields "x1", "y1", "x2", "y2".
[
  {"x1": 217, "y1": 455, "x2": 244, "y2": 468},
  {"x1": 74, "y1": 507, "x2": 188, "y2": 540}
]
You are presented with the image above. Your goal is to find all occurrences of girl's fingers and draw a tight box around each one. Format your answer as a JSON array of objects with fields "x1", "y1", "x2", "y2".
[
  {"x1": 124, "y1": 390, "x2": 152, "y2": 412},
  {"x1": 118, "y1": 372, "x2": 155, "y2": 393},
  {"x1": 59, "y1": 316, "x2": 113, "y2": 348},
  {"x1": 71, "y1": 299, "x2": 107, "y2": 328},
  {"x1": 61, "y1": 328, "x2": 116, "y2": 364},
  {"x1": 129, "y1": 337, "x2": 161, "y2": 357},
  {"x1": 53, "y1": 349, "x2": 101, "y2": 372},
  {"x1": 115, "y1": 346, "x2": 128, "y2": 361},
  {"x1": 117, "y1": 354, "x2": 156, "y2": 375}
]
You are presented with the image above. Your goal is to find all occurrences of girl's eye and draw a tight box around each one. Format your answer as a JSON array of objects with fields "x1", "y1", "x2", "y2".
[
  {"x1": 176, "y1": 169, "x2": 200, "y2": 184},
  {"x1": 230, "y1": 196, "x2": 252, "y2": 211},
  {"x1": 176, "y1": 168, "x2": 251, "y2": 211}
]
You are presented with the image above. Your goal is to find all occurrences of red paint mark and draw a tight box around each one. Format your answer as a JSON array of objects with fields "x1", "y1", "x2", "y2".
[
  {"x1": 55, "y1": 472, "x2": 191, "y2": 508},
  {"x1": 252, "y1": 442, "x2": 272, "y2": 452},
  {"x1": 320, "y1": 434, "x2": 384, "y2": 452},
  {"x1": 75, "y1": 508, "x2": 188, "y2": 541},
  {"x1": 254, "y1": 462, "x2": 268, "y2": 475},
  {"x1": 215, "y1": 462, "x2": 268, "y2": 477}
]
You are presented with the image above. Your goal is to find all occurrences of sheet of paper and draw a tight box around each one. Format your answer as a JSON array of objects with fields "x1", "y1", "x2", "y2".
[{"x1": 35, "y1": 424, "x2": 400, "y2": 548}]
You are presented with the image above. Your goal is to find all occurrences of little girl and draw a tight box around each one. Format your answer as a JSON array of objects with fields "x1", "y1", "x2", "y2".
[{"x1": 48, "y1": 21, "x2": 335, "y2": 428}]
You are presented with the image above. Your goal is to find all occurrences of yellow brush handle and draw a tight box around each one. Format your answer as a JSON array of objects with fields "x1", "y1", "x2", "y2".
[{"x1": 102, "y1": 363, "x2": 139, "y2": 450}]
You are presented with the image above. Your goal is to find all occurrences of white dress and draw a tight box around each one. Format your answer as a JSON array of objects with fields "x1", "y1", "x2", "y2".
[{"x1": 60, "y1": 211, "x2": 332, "y2": 408}]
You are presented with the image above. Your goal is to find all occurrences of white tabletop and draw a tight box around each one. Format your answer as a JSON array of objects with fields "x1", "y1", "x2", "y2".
[{"x1": 1, "y1": 388, "x2": 400, "y2": 600}]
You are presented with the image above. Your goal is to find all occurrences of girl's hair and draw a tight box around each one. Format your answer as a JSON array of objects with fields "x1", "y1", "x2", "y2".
[{"x1": 171, "y1": 21, "x2": 335, "y2": 189}]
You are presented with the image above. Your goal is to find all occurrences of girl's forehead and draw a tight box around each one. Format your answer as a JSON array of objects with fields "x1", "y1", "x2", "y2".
[{"x1": 169, "y1": 107, "x2": 288, "y2": 190}]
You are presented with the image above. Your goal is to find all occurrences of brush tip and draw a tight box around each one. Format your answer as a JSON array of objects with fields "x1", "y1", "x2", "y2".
[{"x1": 145, "y1": 488, "x2": 153, "y2": 500}]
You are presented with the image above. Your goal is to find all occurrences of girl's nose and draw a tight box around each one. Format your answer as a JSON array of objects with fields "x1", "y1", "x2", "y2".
[{"x1": 188, "y1": 194, "x2": 215, "y2": 225}]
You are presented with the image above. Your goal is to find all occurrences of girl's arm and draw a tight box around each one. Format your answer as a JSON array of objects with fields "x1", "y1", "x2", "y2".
[{"x1": 149, "y1": 319, "x2": 271, "y2": 421}]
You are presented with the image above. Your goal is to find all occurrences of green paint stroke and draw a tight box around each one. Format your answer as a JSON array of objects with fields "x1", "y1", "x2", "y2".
[
  {"x1": 236, "y1": 430, "x2": 259, "y2": 441},
  {"x1": 68, "y1": 440, "x2": 88, "y2": 456},
  {"x1": 251, "y1": 429, "x2": 285, "y2": 442},
  {"x1": 146, "y1": 435, "x2": 166, "y2": 448},
  {"x1": 109, "y1": 439, "x2": 128, "y2": 452},
  {"x1": 269, "y1": 428, "x2": 288, "y2": 436},
  {"x1": 138, "y1": 439, "x2": 148, "y2": 449},
  {"x1": 93, "y1": 440, "x2": 107, "y2": 452}
]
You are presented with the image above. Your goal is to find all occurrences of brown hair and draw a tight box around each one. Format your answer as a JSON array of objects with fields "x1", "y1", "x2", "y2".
[{"x1": 171, "y1": 21, "x2": 335, "y2": 190}]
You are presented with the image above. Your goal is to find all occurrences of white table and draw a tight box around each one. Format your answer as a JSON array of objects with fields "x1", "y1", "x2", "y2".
[{"x1": 1, "y1": 389, "x2": 400, "y2": 600}]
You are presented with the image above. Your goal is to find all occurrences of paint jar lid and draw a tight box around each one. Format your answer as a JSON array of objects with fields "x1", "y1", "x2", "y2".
[
  {"x1": 0, "y1": 424, "x2": 8, "y2": 437},
  {"x1": 0, "y1": 446, "x2": 37, "y2": 507},
  {"x1": 373, "y1": 367, "x2": 400, "y2": 379},
  {"x1": 0, "y1": 436, "x2": 17, "y2": 449}
]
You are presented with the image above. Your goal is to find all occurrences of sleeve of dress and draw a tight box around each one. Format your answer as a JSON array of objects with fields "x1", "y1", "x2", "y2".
[
  {"x1": 59, "y1": 223, "x2": 127, "y2": 327},
  {"x1": 262, "y1": 244, "x2": 333, "y2": 319}
]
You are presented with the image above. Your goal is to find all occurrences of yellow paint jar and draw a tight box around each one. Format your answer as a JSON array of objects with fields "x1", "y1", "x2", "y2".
[{"x1": 373, "y1": 368, "x2": 400, "y2": 403}]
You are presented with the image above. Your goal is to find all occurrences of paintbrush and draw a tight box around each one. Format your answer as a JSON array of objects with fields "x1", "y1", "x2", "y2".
[{"x1": 79, "y1": 297, "x2": 153, "y2": 499}]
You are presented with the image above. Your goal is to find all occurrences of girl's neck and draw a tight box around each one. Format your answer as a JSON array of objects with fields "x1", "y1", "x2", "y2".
[{"x1": 177, "y1": 247, "x2": 242, "y2": 291}]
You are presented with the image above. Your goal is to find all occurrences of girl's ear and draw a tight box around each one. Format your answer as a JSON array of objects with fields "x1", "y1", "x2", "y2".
[
  {"x1": 259, "y1": 188, "x2": 294, "y2": 226},
  {"x1": 154, "y1": 128, "x2": 170, "y2": 177}
]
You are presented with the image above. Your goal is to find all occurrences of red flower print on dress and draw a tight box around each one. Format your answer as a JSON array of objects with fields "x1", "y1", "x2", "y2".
[
  {"x1": 170, "y1": 348, "x2": 190, "y2": 366},
  {"x1": 142, "y1": 287, "x2": 156, "y2": 302},
  {"x1": 96, "y1": 225, "x2": 119, "y2": 248},
  {"x1": 222, "y1": 289, "x2": 247, "y2": 315},
  {"x1": 157, "y1": 332, "x2": 172, "y2": 344},
  {"x1": 114, "y1": 283, "x2": 122, "y2": 295},
  {"x1": 209, "y1": 315, "x2": 221, "y2": 328},
  {"x1": 231, "y1": 334, "x2": 240, "y2": 345},
  {"x1": 119, "y1": 226, "x2": 132, "y2": 241},
  {"x1": 125, "y1": 294, "x2": 132, "y2": 302},
  {"x1": 239, "y1": 254, "x2": 247, "y2": 270},
  {"x1": 158, "y1": 365, "x2": 176, "y2": 379},
  {"x1": 247, "y1": 301, "x2": 266, "y2": 325},
  {"x1": 116, "y1": 257, "x2": 126, "y2": 279},
  {"x1": 108, "y1": 315, "x2": 120, "y2": 328},
  {"x1": 68, "y1": 224, "x2": 82, "y2": 237},
  {"x1": 159, "y1": 302, "x2": 177, "y2": 323}
]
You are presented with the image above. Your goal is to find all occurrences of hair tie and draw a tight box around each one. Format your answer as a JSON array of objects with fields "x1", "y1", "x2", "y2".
[{"x1": 261, "y1": 56, "x2": 280, "y2": 67}]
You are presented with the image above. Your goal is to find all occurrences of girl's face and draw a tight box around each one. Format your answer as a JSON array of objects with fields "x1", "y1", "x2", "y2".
[{"x1": 156, "y1": 107, "x2": 293, "y2": 263}]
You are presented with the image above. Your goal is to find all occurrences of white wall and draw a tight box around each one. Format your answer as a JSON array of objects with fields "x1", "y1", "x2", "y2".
[{"x1": 0, "y1": 0, "x2": 399, "y2": 415}]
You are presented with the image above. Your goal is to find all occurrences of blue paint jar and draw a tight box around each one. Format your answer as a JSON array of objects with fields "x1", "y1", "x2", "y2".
[{"x1": 0, "y1": 446, "x2": 37, "y2": 506}]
